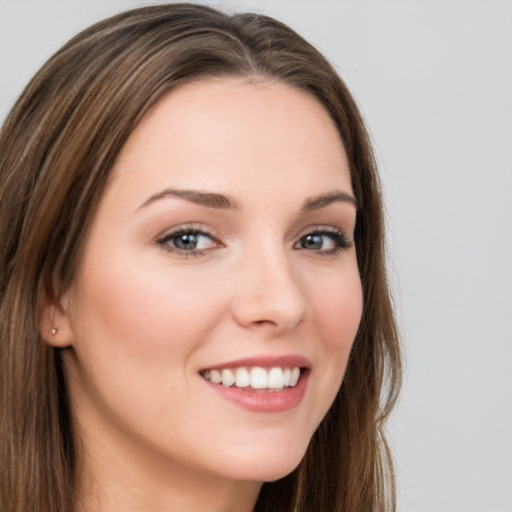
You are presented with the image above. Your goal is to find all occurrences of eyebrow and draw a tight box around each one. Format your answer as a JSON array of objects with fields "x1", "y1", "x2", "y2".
[
  {"x1": 302, "y1": 190, "x2": 357, "y2": 211},
  {"x1": 138, "y1": 188, "x2": 238, "y2": 210},
  {"x1": 138, "y1": 188, "x2": 357, "y2": 212}
]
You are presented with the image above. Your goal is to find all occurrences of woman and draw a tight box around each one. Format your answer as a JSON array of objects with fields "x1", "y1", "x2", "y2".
[{"x1": 0, "y1": 4, "x2": 401, "y2": 511}]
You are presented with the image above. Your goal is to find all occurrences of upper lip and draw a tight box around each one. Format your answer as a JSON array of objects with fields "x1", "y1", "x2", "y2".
[{"x1": 201, "y1": 354, "x2": 312, "y2": 371}]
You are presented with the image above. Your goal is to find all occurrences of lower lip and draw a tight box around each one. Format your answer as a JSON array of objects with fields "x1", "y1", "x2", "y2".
[{"x1": 202, "y1": 371, "x2": 309, "y2": 413}]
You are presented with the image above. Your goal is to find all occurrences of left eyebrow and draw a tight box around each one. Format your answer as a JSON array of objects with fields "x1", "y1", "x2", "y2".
[{"x1": 301, "y1": 190, "x2": 357, "y2": 211}]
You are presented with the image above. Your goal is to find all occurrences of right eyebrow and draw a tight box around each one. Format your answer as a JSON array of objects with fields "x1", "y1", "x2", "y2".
[{"x1": 137, "y1": 188, "x2": 239, "y2": 211}]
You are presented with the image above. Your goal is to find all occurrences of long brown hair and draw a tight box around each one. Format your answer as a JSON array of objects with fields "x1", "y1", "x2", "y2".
[{"x1": 0, "y1": 4, "x2": 401, "y2": 511}]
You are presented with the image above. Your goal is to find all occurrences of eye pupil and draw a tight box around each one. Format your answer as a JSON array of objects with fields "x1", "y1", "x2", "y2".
[
  {"x1": 302, "y1": 234, "x2": 323, "y2": 250},
  {"x1": 175, "y1": 233, "x2": 198, "y2": 250}
]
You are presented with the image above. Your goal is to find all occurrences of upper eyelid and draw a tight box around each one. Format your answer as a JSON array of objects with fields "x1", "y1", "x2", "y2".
[
  {"x1": 297, "y1": 228, "x2": 351, "y2": 242},
  {"x1": 156, "y1": 224, "x2": 220, "y2": 241},
  {"x1": 295, "y1": 224, "x2": 351, "y2": 239},
  {"x1": 158, "y1": 230, "x2": 217, "y2": 244}
]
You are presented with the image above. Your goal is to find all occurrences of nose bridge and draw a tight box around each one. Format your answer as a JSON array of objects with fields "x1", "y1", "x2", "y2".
[{"x1": 232, "y1": 237, "x2": 307, "y2": 331}]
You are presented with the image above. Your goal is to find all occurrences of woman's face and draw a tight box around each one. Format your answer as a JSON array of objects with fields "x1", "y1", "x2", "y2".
[{"x1": 58, "y1": 79, "x2": 362, "y2": 487}]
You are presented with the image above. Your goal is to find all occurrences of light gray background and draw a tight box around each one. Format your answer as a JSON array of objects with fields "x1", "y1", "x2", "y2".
[{"x1": 1, "y1": 1, "x2": 511, "y2": 510}]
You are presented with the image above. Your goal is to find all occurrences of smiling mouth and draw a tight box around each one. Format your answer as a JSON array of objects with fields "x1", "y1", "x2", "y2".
[{"x1": 200, "y1": 366, "x2": 303, "y2": 391}]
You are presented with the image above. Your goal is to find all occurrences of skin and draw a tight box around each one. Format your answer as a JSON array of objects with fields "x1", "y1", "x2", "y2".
[{"x1": 43, "y1": 78, "x2": 363, "y2": 512}]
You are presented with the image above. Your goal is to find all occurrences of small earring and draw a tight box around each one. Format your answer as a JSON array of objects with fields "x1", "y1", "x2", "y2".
[{"x1": 51, "y1": 328, "x2": 58, "y2": 335}]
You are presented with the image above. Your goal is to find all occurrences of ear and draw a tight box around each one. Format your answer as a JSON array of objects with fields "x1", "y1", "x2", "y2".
[{"x1": 38, "y1": 283, "x2": 75, "y2": 348}]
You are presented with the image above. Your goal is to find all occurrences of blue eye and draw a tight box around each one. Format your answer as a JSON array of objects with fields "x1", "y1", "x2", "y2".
[
  {"x1": 157, "y1": 229, "x2": 219, "y2": 256},
  {"x1": 295, "y1": 230, "x2": 351, "y2": 254}
]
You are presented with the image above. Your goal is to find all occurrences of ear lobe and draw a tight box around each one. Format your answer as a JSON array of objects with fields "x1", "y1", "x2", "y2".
[{"x1": 38, "y1": 286, "x2": 75, "y2": 348}]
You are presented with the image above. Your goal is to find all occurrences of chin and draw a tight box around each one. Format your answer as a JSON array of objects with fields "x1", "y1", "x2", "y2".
[{"x1": 219, "y1": 440, "x2": 309, "y2": 484}]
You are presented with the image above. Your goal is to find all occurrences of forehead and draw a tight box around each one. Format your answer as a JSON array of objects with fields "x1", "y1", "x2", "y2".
[{"x1": 107, "y1": 78, "x2": 352, "y2": 209}]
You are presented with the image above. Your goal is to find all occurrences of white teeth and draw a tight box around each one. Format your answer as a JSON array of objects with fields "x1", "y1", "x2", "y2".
[
  {"x1": 267, "y1": 367, "x2": 284, "y2": 389},
  {"x1": 235, "y1": 367, "x2": 250, "y2": 388},
  {"x1": 210, "y1": 369, "x2": 221, "y2": 384},
  {"x1": 221, "y1": 369, "x2": 235, "y2": 387},
  {"x1": 201, "y1": 366, "x2": 302, "y2": 390},
  {"x1": 290, "y1": 367, "x2": 300, "y2": 387},
  {"x1": 250, "y1": 367, "x2": 268, "y2": 389}
]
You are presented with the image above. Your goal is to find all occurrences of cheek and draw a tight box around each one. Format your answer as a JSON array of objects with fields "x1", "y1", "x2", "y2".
[
  {"x1": 69, "y1": 253, "x2": 228, "y2": 370},
  {"x1": 65, "y1": 253, "x2": 233, "y2": 441},
  {"x1": 310, "y1": 267, "x2": 363, "y2": 348},
  {"x1": 306, "y1": 264, "x2": 363, "y2": 402}
]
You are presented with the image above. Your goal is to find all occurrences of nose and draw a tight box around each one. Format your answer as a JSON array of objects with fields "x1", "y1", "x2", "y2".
[{"x1": 231, "y1": 248, "x2": 308, "y2": 334}]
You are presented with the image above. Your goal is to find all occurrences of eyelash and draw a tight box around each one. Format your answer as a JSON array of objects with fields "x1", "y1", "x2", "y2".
[
  {"x1": 156, "y1": 226, "x2": 353, "y2": 258},
  {"x1": 156, "y1": 227, "x2": 222, "y2": 258},
  {"x1": 294, "y1": 228, "x2": 353, "y2": 255}
]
